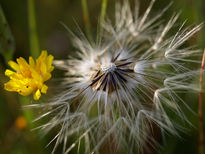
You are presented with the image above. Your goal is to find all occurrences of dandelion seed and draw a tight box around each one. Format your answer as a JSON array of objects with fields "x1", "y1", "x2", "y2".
[
  {"x1": 4, "y1": 50, "x2": 54, "y2": 100},
  {"x1": 29, "y1": 0, "x2": 203, "y2": 153}
]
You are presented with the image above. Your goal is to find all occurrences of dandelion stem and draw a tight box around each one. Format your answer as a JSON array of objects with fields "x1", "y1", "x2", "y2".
[
  {"x1": 99, "y1": 0, "x2": 107, "y2": 29},
  {"x1": 19, "y1": 96, "x2": 34, "y2": 128},
  {"x1": 199, "y1": 49, "x2": 205, "y2": 154},
  {"x1": 81, "y1": 0, "x2": 93, "y2": 42},
  {"x1": 28, "y1": 0, "x2": 40, "y2": 58},
  {"x1": 97, "y1": 0, "x2": 107, "y2": 45}
]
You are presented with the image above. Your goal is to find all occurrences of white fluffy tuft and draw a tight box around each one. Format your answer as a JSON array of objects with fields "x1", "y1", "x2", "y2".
[{"x1": 27, "y1": 0, "x2": 203, "y2": 153}]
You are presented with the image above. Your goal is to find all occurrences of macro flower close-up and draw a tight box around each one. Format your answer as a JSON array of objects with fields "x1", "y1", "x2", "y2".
[
  {"x1": 0, "y1": 0, "x2": 205, "y2": 154},
  {"x1": 4, "y1": 50, "x2": 54, "y2": 100},
  {"x1": 31, "y1": 0, "x2": 204, "y2": 153}
]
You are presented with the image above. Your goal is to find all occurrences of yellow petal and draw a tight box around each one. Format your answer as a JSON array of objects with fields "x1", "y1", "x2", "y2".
[
  {"x1": 29, "y1": 57, "x2": 35, "y2": 68},
  {"x1": 41, "y1": 84, "x2": 48, "y2": 94},
  {"x1": 37, "y1": 50, "x2": 47, "y2": 64},
  {"x1": 8, "y1": 61, "x2": 19, "y2": 71},
  {"x1": 17, "y1": 57, "x2": 29, "y2": 66},
  {"x1": 43, "y1": 73, "x2": 51, "y2": 81},
  {"x1": 4, "y1": 82, "x2": 14, "y2": 91},
  {"x1": 19, "y1": 89, "x2": 32, "y2": 96},
  {"x1": 40, "y1": 62, "x2": 47, "y2": 75},
  {"x1": 47, "y1": 55, "x2": 54, "y2": 68},
  {"x1": 33, "y1": 89, "x2": 41, "y2": 100},
  {"x1": 31, "y1": 68, "x2": 42, "y2": 81},
  {"x1": 41, "y1": 50, "x2": 47, "y2": 57},
  {"x1": 50, "y1": 66, "x2": 54, "y2": 72},
  {"x1": 5, "y1": 69, "x2": 15, "y2": 77},
  {"x1": 17, "y1": 57, "x2": 31, "y2": 76}
]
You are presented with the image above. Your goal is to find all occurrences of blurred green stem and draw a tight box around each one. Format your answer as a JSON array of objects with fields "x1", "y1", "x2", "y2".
[
  {"x1": 97, "y1": 0, "x2": 107, "y2": 45},
  {"x1": 81, "y1": 0, "x2": 93, "y2": 42},
  {"x1": 28, "y1": 0, "x2": 40, "y2": 58},
  {"x1": 19, "y1": 96, "x2": 35, "y2": 128},
  {"x1": 99, "y1": 0, "x2": 107, "y2": 32}
]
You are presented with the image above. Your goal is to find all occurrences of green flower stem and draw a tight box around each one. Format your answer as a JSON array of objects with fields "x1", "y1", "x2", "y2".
[
  {"x1": 97, "y1": 0, "x2": 107, "y2": 45},
  {"x1": 19, "y1": 96, "x2": 35, "y2": 128},
  {"x1": 28, "y1": 0, "x2": 40, "y2": 59},
  {"x1": 81, "y1": 0, "x2": 93, "y2": 42}
]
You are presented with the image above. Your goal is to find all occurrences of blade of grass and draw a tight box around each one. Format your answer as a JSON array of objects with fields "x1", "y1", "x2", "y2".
[
  {"x1": 81, "y1": 0, "x2": 93, "y2": 42},
  {"x1": 199, "y1": 49, "x2": 205, "y2": 154},
  {"x1": 97, "y1": 0, "x2": 108, "y2": 45},
  {"x1": 0, "y1": 5, "x2": 15, "y2": 62},
  {"x1": 28, "y1": 0, "x2": 40, "y2": 58}
]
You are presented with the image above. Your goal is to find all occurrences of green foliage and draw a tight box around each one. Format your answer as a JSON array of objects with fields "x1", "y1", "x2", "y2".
[{"x1": 0, "y1": 5, "x2": 15, "y2": 62}]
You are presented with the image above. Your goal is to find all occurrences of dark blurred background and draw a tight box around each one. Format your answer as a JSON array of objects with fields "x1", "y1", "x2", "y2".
[{"x1": 0, "y1": 0, "x2": 204, "y2": 153}]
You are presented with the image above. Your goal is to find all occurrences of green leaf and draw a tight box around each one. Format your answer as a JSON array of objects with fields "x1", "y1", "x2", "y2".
[{"x1": 0, "y1": 5, "x2": 15, "y2": 62}]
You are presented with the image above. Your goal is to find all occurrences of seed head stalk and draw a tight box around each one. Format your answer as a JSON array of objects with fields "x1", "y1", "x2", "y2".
[
  {"x1": 97, "y1": 0, "x2": 107, "y2": 45},
  {"x1": 199, "y1": 49, "x2": 205, "y2": 154},
  {"x1": 81, "y1": 0, "x2": 93, "y2": 43}
]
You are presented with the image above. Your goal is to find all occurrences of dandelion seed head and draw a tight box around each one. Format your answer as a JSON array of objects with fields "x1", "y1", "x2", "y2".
[{"x1": 29, "y1": 0, "x2": 203, "y2": 153}]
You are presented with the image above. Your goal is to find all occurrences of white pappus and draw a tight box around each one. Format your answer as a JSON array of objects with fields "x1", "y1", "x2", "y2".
[{"x1": 27, "y1": 0, "x2": 203, "y2": 153}]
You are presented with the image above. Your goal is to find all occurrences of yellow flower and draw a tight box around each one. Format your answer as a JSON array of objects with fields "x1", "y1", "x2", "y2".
[{"x1": 4, "y1": 50, "x2": 54, "y2": 100}]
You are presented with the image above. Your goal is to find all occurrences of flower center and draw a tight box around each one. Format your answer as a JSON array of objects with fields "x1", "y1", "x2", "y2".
[
  {"x1": 101, "y1": 63, "x2": 117, "y2": 73},
  {"x1": 89, "y1": 55, "x2": 134, "y2": 93}
]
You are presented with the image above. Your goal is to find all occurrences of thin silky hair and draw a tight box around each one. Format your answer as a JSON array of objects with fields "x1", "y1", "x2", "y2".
[{"x1": 26, "y1": 0, "x2": 203, "y2": 153}]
